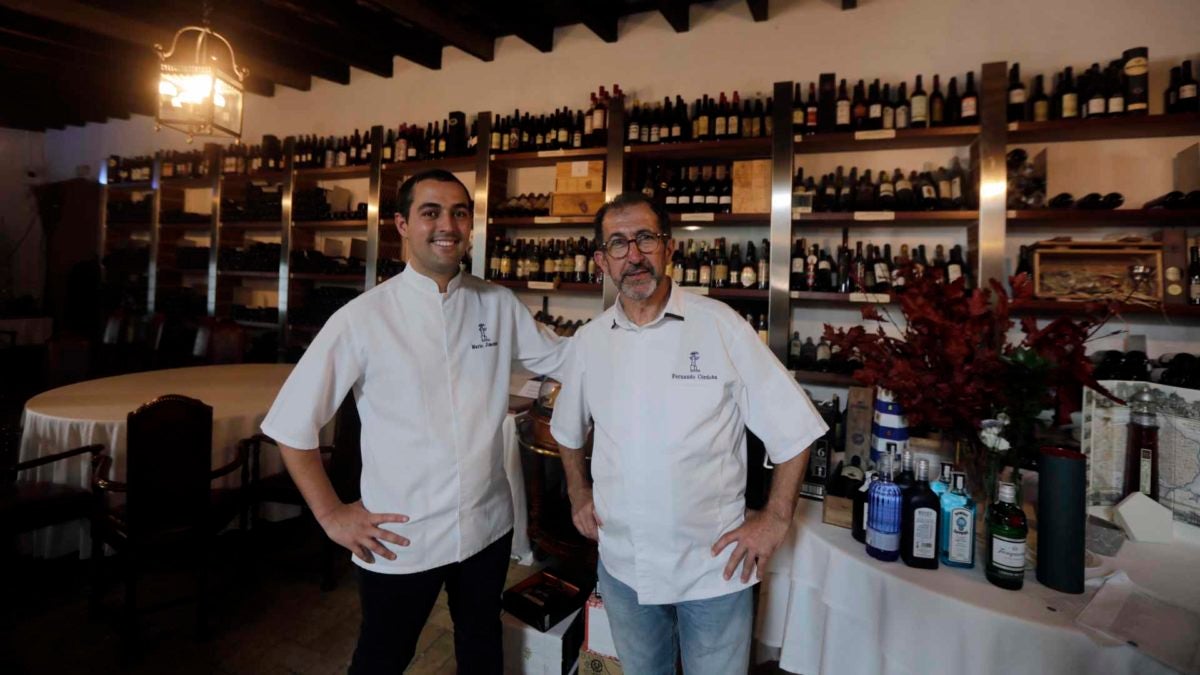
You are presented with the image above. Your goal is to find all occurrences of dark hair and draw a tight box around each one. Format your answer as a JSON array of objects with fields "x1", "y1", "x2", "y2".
[
  {"x1": 395, "y1": 169, "x2": 472, "y2": 220},
  {"x1": 593, "y1": 192, "x2": 671, "y2": 243}
]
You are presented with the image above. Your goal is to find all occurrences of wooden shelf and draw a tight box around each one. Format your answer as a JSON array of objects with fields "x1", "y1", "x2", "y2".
[
  {"x1": 1010, "y1": 299, "x2": 1200, "y2": 320},
  {"x1": 669, "y1": 212, "x2": 770, "y2": 226},
  {"x1": 218, "y1": 270, "x2": 277, "y2": 279},
  {"x1": 221, "y1": 170, "x2": 287, "y2": 183},
  {"x1": 793, "y1": 370, "x2": 856, "y2": 387},
  {"x1": 489, "y1": 215, "x2": 594, "y2": 227},
  {"x1": 626, "y1": 137, "x2": 771, "y2": 161},
  {"x1": 105, "y1": 181, "x2": 153, "y2": 190},
  {"x1": 491, "y1": 279, "x2": 602, "y2": 294},
  {"x1": 234, "y1": 320, "x2": 278, "y2": 330},
  {"x1": 793, "y1": 125, "x2": 980, "y2": 154},
  {"x1": 1006, "y1": 209, "x2": 1200, "y2": 226},
  {"x1": 794, "y1": 211, "x2": 978, "y2": 225},
  {"x1": 288, "y1": 323, "x2": 324, "y2": 333},
  {"x1": 790, "y1": 290, "x2": 895, "y2": 304},
  {"x1": 294, "y1": 165, "x2": 371, "y2": 180},
  {"x1": 383, "y1": 155, "x2": 476, "y2": 176},
  {"x1": 221, "y1": 221, "x2": 283, "y2": 231},
  {"x1": 705, "y1": 287, "x2": 769, "y2": 300},
  {"x1": 292, "y1": 220, "x2": 369, "y2": 230},
  {"x1": 490, "y1": 146, "x2": 606, "y2": 168},
  {"x1": 106, "y1": 222, "x2": 151, "y2": 230},
  {"x1": 160, "y1": 222, "x2": 213, "y2": 231},
  {"x1": 1007, "y1": 113, "x2": 1200, "y2": 144},
  {"x1": 289, "y1": 273, "x2": 366, "y2": 283},
  {"x1": 160, "y1": 176, "x2": 212, "y2": 189}
]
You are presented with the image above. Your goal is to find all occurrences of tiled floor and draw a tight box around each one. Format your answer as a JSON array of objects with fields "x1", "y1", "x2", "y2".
[{"x1": 2, "y1": 520, "x2": 784, "y2": 674}]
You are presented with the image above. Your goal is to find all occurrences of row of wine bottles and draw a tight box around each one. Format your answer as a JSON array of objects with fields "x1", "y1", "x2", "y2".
[
  {"x1": 795, "y1": 73, "x2": 979, "y2": 134},
  {"x1": 108, "y1": 153, "x2": 206, "y2": 183},
  {"x1": 489, "y1": 85, "x2": 621, "y2": 153},
  {"x1": 791, "y1": 235, "x2": 970, "y2": 293},
  {"x1": 486, "y1": 236, "x2": 603, "y2": 284},
  {"x1": 669, "y1": 238, "x2": 770, "y2": 289},
  {"x1": 787, "y1": 332, "x2": 860, "y2": 374},
  {"x1": 1093, "y1": 349, "x2": 1200, "y2": 389},
  {"x1": 625, "y1": 91, "x2": 778, "y2": 144},
  {"x1": 634, "y1": 163, "x2": 735, "y2": 214},
  {"x1": 493, "y1": 194, "x2": 552, "y2": 217},
  {"x1": 792, "y1": 160, "x2": 974, "y2": 214},
  {"x1": 533, "y1": 311, "x2": 590, "y2": 337}
]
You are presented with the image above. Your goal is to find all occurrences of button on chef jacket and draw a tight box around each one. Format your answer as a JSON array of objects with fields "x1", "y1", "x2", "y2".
[
  {"x1": 550, "y1": 282, "x2": 828, "y2": 604},
  {"x1": 261, "y1": 266, "x2": 568, "y2": 574}
]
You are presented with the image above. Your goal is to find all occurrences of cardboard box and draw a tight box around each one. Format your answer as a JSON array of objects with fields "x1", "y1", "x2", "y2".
[
  {"x1": 583, "y1": 593, "x2": 618, "y2": 659},
  {"x1": 502, "y1": 608, "x2": 584, "y2": 675},
  {"x1": 732, "y1": 160, "x2": 771, "y2": 214},
  {"x1": 551, "y1": 192, "x2": 606, "y2": 217},
  {"x1": 578, "y1": 649, "x2": 622, "y2": 674},
  {"x1": 843, "y1": 386, "x2": 875, "y2": 471},
  {"x1": 1173, "y1": 142, "x2": 1200, "y2": 192},
  {"x1": 556, "y1": 160, "x2": 604, "y2": 181},
  {"x1": 503, "y1": 568, "x2": 590, "y2": 632},
  {"x1": 821, "y1": 494, "x2": 854, "y2": 529}
]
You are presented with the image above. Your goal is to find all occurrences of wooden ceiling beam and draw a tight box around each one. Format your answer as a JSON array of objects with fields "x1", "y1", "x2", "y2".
[
  {"x1": 746, "y1": 0, "x2": 768, "y2": 21},
  {"x1": 577, "y1": 2, "x2": 619, "y2": 43},
  {"x1": 0, "y1": 0, "x2": 305, "y2": 92},
  {"x1": 280, "y1": 0, "x2": 442, "y2": 70},
  {"x1": 370, "y1": 0, "x2": 495, "y2": 62},
  {"x1": 842, "y1": 0, "x2": 857, "y2": 8},
  {"x1": 659, "y1": 0, "x2": 690, "y2": 32}
]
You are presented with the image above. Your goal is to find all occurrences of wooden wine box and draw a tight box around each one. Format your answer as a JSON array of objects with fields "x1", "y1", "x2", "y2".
[
  {"x1": 821, "y1": 494, "x2": 854, "y2": 529},
  {"x1": 550, "y1": 192, "x2": 606, "y2": 217},
  {"x1": 1031, "y1": 238, "x2": 1164, "y2": 303},
  {"x1": 555, "y1": 160, "x2": 605, "y2": 194},
  {"x1": 732, "y1": 159, "x2": 771, "y2": 214}
]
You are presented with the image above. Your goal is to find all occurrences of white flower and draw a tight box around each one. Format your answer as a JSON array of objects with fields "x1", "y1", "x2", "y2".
[{"x1": 979, "y1": 418, "x2": 1011, "y2": 452}]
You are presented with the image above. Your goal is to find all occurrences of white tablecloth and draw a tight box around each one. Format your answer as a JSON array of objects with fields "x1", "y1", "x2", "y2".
[
  {"x1": 19, "y1": 364, "x2": 536, "y2": 564},
  {"x1": 756, "y1": 499, "x2": 1193, "y2": 675},
  {"x1": 19, "y1": 364, "x2": 298, "y2": 558}
]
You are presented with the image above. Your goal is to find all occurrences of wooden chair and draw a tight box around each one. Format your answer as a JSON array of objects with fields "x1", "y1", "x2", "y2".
[
  {"x1": 245, "y1": 395, "x2": 361, "y2": 590},
  {"x1": 1, "y1": 423, "x2": 104, "y2": 553},
  {"x1": 90, "y1": 395, "x2": 248, "y2": 644}
]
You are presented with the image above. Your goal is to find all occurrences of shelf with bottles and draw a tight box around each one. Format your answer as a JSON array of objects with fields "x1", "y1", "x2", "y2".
[
  {"x1": 790, "y1": 160, "x2": 977, "y2": 218},
  {"x1": 489, "y1": 215, "x2": 594, "y2": 228},
  {"x1": 1007, "y1": 113, "x2": 1200, "y2": 143},
  {"x1": 221, "y1": 221, "x2": 285, "y2": 231},
  {"x1": 291, "y1": 220, "x2": 370, "y2": 231},
  {"x1": 667, "y1": 237, "x2": 771, "y2": 295},
  {"x1": 488, "y1": 87, "x2": 616, "y2": 159},
  {"x1": 793, "y1": 125, "x2": 980, "y2": 154},
  {"x1": 490, "y1": 146, "x2": 607, "y2": 169},
  {"x1": 792, "y1": 369, "x2": 856, "y2": 387},
  {"x1": 491, "y1": 279, "x2": 602, "y2": 294},
  {"x1": 382, "y1": 155, "x2": 477, "y2": 177},
  {"x1": 681, "y1": 286, "x2": 769, "y2": 301},
  {"x1": 218, "y1": 270, "x2": 278, "y2": 279},
  {"x1": 794, "y1": 211, "x2": 979, "y2": 225},
  {"x1": 1010, "y1": 299, "x2": 1200, "y2": 321},
  {"x1": 669, "y1": 212, "x2": 771, "y2": 226},
  {"x1": 625, "y1": 137, "x2": 771, "y2": 161}
]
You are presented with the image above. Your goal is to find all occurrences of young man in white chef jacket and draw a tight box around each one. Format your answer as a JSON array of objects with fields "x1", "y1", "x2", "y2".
[
  {"x1": 551, "y1": 192, "x2": 827, "y2": 674},
  {"x1": 261, "y1": 169, "x2": 569, "y2": 674}
]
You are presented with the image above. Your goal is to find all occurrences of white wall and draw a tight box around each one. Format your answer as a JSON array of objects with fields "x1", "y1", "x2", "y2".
[
  {"x1": 0, "y1": 128, "x2": 47, "y2": 300},
  {"x1": 22, "y1": 0, "x2": 1200, "y2": 354}
]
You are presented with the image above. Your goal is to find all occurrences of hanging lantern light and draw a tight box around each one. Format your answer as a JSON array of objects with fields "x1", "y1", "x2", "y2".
[{"x1": 154, "y1": 5, "x2": 248, "y2": 142}]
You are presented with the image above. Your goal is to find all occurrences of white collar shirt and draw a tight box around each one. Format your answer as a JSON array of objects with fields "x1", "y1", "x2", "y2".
[
  {"x1": 262, "y1": 266, "x2": 568, "y2": 574},
  {"x1": 550, "y1": 282, "x2": 827, "y2": 604}
]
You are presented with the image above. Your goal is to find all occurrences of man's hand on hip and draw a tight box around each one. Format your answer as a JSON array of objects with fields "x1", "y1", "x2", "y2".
[
  {"x1": 711, "y1": 508, "x2": 792, "y2": 583},
  {"x1": 317, "y1": 500, "x2": 409, "y2": 564},
  {"x1": 567, "y1": 486, "x2": 603, "y2": 541}
]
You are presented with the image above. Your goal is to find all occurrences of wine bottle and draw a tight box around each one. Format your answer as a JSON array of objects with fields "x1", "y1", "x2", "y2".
[
  {"x1": 865, "y1": 451, "x2": 903, "y2": 562},
  {"x1": 946, "y1": 76, "x2": 961, "y2": 125},
  {"x1": 910, "y1": 75, "x2": 928, "y2": 127},
  {"x1": 1122, "y1": 387, "x2": 1160, "y2": 501},
  {"x1": 894, "y1": 447, "x2": 915, "y2": 493},
  {"x1": 900, "y1": 459, "x2": 940, "y2": 569},
  {"x1": 852, "y1": 470, "x2": 878, "y2": 544},
  {"x1": 961, "y1": 71, "x2": 979, "y2": 124},
  {"x1": 835, "y1": 79, "x2": 852, "y2": 132},
  {"x1": 1060, "y1": 67, "x2": 1079, "y2": 119},
  {"x1": 1106, "y1": 63, "x2": 1126, "y2": 116},
  {"x1": 986, "y1": 482, "x2": 1028, "y2": 590},
  {"x1": 881, "y1": 83, "x2": 895, "y2": 130},
  {"x1": 1086, "y1": 64, "x2": 1107, "y2": 118},
  {"x1": 894, "y1": 82, "x2": 910, "y2": 130},
  {"x1": 940, "y1": 472, "x2": 976, "y2": 568},
  {"x1": 929, "y1": 75, "x2": 945, "y2": 127},
  {"x1": 930, "y1": 462, "x2": 953, "y2": 498},
  {"x1": 1123, "y1": 47, "x2": 1150, "y2": 115},
  {"x1": 1030, "y1": 74, "x2": 1050, "y2": 122},
  {"x1": 1189, "y1": 246, "x2": 1200, "y2": 306},
  {"x1": 1007, "y1": 63, "x2": 1027, "y2": 122},
  {"x1": 805, "y1": 83, "x2": 820, "y2": 132},
  {"x1": 867, "y1": 79, "x2": 883, "y2": 130},
  {"x1": 1179, "y1": 60, "x2": 1199, "y2": 113},
  {"x1": 791, "y1": 238, "x2": 806, "y2": 290},
  {"x1": 741, "y1": 241, "x2": 759, "y2": 289}
]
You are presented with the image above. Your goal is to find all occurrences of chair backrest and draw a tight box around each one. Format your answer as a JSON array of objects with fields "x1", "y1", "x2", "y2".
[
  {"x1": 329, "y1": 395, "x2": 362, "y2": 502},
  {"x1": 125, "y1": 395, "x2": 213, "y2": 536}
]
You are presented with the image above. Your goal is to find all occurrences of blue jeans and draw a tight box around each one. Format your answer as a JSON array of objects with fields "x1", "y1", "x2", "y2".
[{"x1": 596, "y1": 561, "x2": 752, "y2": 675}]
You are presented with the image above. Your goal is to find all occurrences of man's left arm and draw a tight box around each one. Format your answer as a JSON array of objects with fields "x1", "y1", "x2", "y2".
[
  {"x1": 510, "y1": 294, "x2": 570, "y2": 380},
  {"x1": 712, "y1": 314, "x2": 829, "y2": 582}
]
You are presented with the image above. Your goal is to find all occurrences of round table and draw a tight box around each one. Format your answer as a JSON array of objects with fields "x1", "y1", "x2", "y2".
[
  {"x1": 755, "y1": 499, "x2": 1191, "y2": 675},
  {"x1": 19, "y1": 364, "x2": 295, "y2": 558}
]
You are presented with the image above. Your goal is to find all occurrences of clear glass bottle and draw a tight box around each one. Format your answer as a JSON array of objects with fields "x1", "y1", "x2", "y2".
[
  {"x1": 1122, "y1": 387, "x2": 1160, "y2": 501},
  {"x1": 866, "y1": 452, "x2": 903, "y2": 562},
  {"x1": 930, "y1": 461, "x2": 953, "y2": 499},
  {"x1": 939, "y1": 472, "x2": 976, "y2": 568},
  {"x1": 985, "y1": 482, "x2": 1027, "y2": 590}
]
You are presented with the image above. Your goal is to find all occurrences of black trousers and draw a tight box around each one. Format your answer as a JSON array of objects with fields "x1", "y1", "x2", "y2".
[{"x1": 348, "y1": 529, "x2": 513, "y2": 675}]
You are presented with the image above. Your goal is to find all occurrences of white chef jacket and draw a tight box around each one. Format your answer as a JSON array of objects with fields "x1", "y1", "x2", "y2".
[
  {"x1": 261, "y1": 266, "x2": 568, "y2": 574},
  {"x1": 550, "y1": 282, "x2": 827, "y2": 604}
]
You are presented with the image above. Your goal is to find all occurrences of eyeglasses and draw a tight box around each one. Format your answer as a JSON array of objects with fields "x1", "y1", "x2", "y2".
[{"x1": 602, "y1": 232, "x2": 669, "y2": 259}]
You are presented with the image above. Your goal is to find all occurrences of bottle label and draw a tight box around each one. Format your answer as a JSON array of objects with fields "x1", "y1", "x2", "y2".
[
  {"x1": 896, "y1": 106, "x2": 909, "y2": 129},
  {"x1": 912, "y1": 507, "x2": 937, "y2": 559},
  {"x1": 807, "y1": 108, "x2": 818, "y2": 127},
  {"x1": 922, "y1": 185, "x2": 936, "y2": 199},
  {"x1": 792, "y1": 258, "x2": 805, "y2": 273},
  {"x1": 699, "y1": 267, "x2": 712, "y2": 286},
  {"x1": 672, "y1": 266, "x2": 683, "y2": 284},
  {"x1": 1088, "y1": 98, "x2": 1106, "y2": 115},
  {"x1": 1108, "y1": 97, "x2": 1125, "y2": 113},
  {"x1": 719, "y1": 195, "x2": 732, "y2": 205},
  {"x1": 869, "y1": 103, "x2": 882, "y2": 119},
  {"x1": 991, "y1": 534, "x2": 1026, "y2": 571},
  {"x1": 715, "y1": 117, "x2": 727, "y2": 136},
  {"x1": 911, "y1": 96, "x2": 928, "y2": 122},
  {"x1": 1124, "y1": 56, "x2": 1149, "y2": 77},
  {"x1": 679, "y1": 195, "x2": 691, "y2": 205},
  {"x1": 863, "y1": 503, "x2": 870, "y2": 529},
  {"x1": 593, "y1": 109, "x2": 606, "y2": 131},
  {"x1": 715, "y1": 263, "x2": 729, "y2": 280},
  {"x1": 879, "y1": 182, "x2": 895, "y2": 197},
  {"x1": 741, "y1": 267, "x2": 757, "y2": 288},
  {"x1": 665, "y1": 195, "x2": 679, "y2": 205},
  {"x1": 961, "y1": 97, "x2": 977, "y2": 118},
  {"x1": 705, "y1": 194, "x2": 719, "y2": 205},
  {"x1": 1062, "y1": 94, "x2": 1079, "y2": 118},
  {"x1": 948, "y1": 507, "x2": 974, "y2": 564},
  {"x1": 628, "y1": 123, "x2": 640, "y2": 142},
  {"x1": 1033, "y1": 101, "x2": 1050, "y2": 121},
  {"x1": 866, "y1": 528, "x2": 899, "y2": 552},
  {"x1": 882, "y1": 108, "x2": 895, "y2": 129},
  {"x1": 938, "y1": 180, "x2": 951, "y2": 198},
  {"x1": 1182, "y1": 84, "x2": 1199, "y2": 100},
  {"x1": 1009, "y1": 89, "x2": 1027, "y2": 104},
  {"x1": 836, "y1": 101, "x2": 851, "y2": 125},
  {"x1": 499, "y1": 258, "x2": 512, "y2": 276},
  {"x1": 575, "y1": 254, "x2": 586, "y2": 272},
  {"x1": 948, "y1": 264, "x2": 963, "y2": 282},
  {"x1": 793, "y1": 108, "x2": 804, "y2": 125},
  {"x1": 1191, "y1": 282, "x2": 1200, "y2": 300},
  {"x1": 698, "y1": 117, "x2": 710, "y2": 137},
  {"x1": 875, "y1": 262, "x2": 889, "y2": 281},
  {"x1": 685, "y1": 269, "x2": 699, "y2": 284},
  {"x1": 730, "y1": 269, "x2": 740, "y2": 286},
  {"x1": 1139, "y1": 448, "x2": 1153, "y2": 495}
]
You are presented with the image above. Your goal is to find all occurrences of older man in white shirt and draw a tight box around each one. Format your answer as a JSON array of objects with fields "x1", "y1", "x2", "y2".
[
  {"x1": 551, "y1": 192, "x2": 828, "y2": 674},
  {"x1": 261, "y1": 169, "x2": 568, "y2": 674}
]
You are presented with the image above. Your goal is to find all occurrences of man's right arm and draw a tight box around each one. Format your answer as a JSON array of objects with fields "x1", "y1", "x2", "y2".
[
  {"x1": 279, "y1": 442, "x2": 409, "y2": 563},
  {"x1": 548, "y1": 331, "x2": 599, "y2": 540},
  {"x1": 559, "y1": 445, "x2": 601, "y2": 540}
]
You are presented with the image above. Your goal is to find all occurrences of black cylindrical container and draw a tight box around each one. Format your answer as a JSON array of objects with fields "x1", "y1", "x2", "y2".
[
  {"x1": 1036, "y1": 446, "x2": 1087, "y2": 594},
  {"x1": 1123, "y1": 47, "x2": 1150, "y2": 114}
]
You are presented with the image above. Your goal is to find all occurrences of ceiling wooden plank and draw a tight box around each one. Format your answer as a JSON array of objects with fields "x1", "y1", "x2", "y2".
[
  {"x1": 576, "y1": 2, "x2": 619, "y2": 43},
  {"x1": 370, "y1": 0, "x2": 495, "y2": 62},
  {"x1": 746, "y1": 0, "x2": 768, "y2": 21},
  {"x1": 659, "y1": 0, "x2": 690, "y2": 32},
  {"x1": 281, "y1": 0, "x2": 442, "y2": 70},
  {"x1": 842, "y1": 0, "x2": 857, "y2": 8},
  {"x1": 0, "y1": 0, "x2": 307, "y2": 92}
]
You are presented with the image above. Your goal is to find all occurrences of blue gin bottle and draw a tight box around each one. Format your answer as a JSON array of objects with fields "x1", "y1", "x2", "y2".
[
  {"x1": 930, "y1": 461, "x2": 954, "y2": 499},
  {"x1": 940, "y1": 472, "x2": 976, "y2": 568},
  {"x1": 865, "y1": 452, "x2": 902, "y2": 562}
]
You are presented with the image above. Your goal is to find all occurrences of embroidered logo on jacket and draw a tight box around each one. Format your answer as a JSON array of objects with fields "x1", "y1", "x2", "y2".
[
  {"x1": 472, "y1": 322, "x2": 499, "y2": 350},
  {"x1": 672, "y1": 350, "x2": 717, "y2": 381}
]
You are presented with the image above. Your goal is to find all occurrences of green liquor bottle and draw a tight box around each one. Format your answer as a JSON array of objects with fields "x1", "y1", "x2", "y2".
[{"x1": 985, "y1": 482, "x2": 1027, "y2": 590}]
